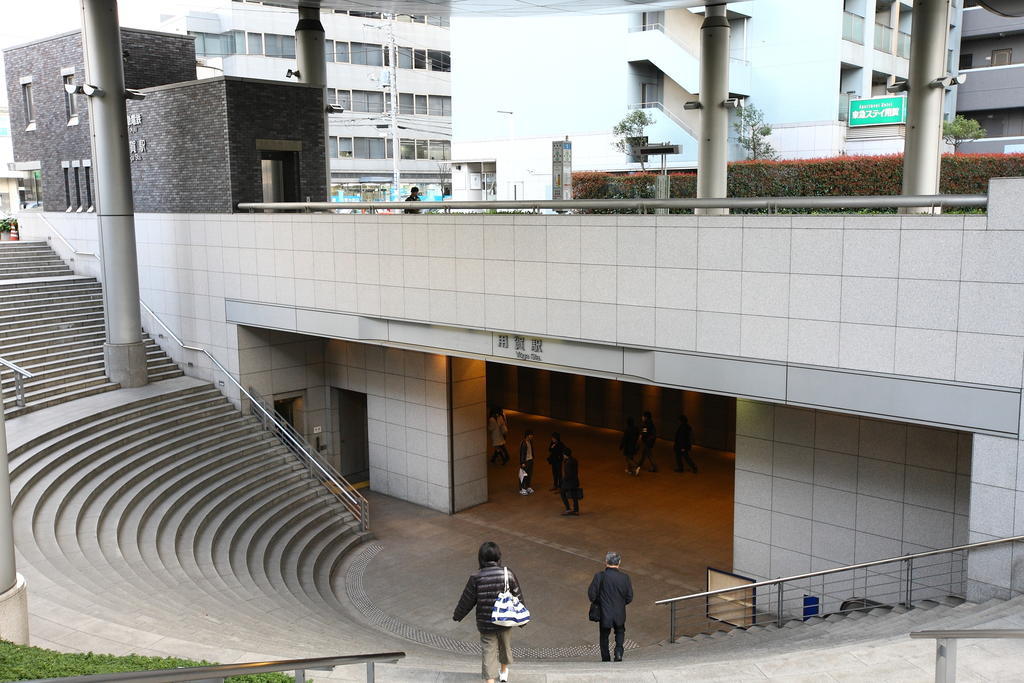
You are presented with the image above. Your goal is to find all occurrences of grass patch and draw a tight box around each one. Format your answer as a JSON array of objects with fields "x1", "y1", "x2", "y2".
[{"x1": 0, "y1": 641, "x2": 293, "y2": 682}]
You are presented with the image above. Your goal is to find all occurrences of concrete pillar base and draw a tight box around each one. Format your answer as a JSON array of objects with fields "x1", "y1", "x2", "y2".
[
  {"x1": 104, "y1": 341, "x2": 149, "y2": 388},
  {"x1": 0, "y1": 573, "x2": 29, "y2": 645}
]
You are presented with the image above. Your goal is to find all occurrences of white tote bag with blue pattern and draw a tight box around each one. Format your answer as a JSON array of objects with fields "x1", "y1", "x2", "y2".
[{"x1": 490, "y1": 567, "x2": 530, "y2": 627}]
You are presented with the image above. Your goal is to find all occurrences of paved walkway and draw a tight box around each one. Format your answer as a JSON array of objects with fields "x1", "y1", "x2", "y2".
[{"x1": 359, "y1": 410, "x2": 735, "y2": 652}]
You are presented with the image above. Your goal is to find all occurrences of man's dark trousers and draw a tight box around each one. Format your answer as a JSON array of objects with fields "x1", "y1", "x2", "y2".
[{"x1": 599, "y1": 625, "x2": 625, "y2": 661}]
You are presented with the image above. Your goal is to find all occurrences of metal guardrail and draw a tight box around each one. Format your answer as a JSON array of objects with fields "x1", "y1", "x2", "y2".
[
  {"x1": 237, "y1": 194, "x2": 988, "y2": 213},
  {"x1": 0, "y1": 356, "x2": 35, "y2": 407},
  {"x1": 910, "y1": 630, "x2": 1024, "y2": 683},
  {"x1": 139, "y1": 300, "x2": 369, "y2": 531},
  {"x1": 656, "y1": 534, "x2": 1024, "y2": 642},
  {"x1": 23, "y1": 652, "x2": 406, "y2": 683},
  {"x1": 247, "y1": 384, "x2": 370, "y2": 528},
  {"x1": 37, "y1": 213, "x2": 100, "y2": 261}
]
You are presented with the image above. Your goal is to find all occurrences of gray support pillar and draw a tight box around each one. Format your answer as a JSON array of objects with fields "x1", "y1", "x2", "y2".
[
  {"x1": 901, "y1": 0, "x2": 951, "y2": 210},
  {"x1": 80, "y1": 0, "x2": 147, "y2": 387},
  {"x1": 0, "y1": 387, "x2": 29, "y2": 644},
  {"x1": 696, "y1": 4, "x2": 731, "y2": 216},
  {"x1": 294, "y1": 5, "x2": 330, "y2": 198}
]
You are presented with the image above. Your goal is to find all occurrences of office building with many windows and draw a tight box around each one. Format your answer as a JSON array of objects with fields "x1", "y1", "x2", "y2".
[{"x1": 162, "y1": 1, "x2": 452, "y2": 201}]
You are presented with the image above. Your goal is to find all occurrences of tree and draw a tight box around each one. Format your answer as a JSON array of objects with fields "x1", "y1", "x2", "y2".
[
  {"x1": 613, "y1": 110, "x2": 656, "y2": 171},
  {"x1": 943, "y1": 115, "x2": 987, "y2": 152},
  {"x1": 733, "y1": 104, "x2": 778, "y2": 160}
]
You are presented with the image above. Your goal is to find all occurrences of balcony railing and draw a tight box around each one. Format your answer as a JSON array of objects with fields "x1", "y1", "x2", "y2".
[
  {"x1": 627, "y1": 101, "x2": 696, "y2": 138},
  {"x1": 897, "y1": 31, "x2": 911, "y2": 58},
  {"x1": 843, "y1": 12, "x2": 865, "y2": 44},
  {"x1": 874, "y1": 23, "x2": 893, "y2": 52}
]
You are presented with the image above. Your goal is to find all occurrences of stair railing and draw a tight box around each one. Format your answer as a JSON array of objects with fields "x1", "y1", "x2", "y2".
[
  {"x1": 0, "y1": 356, "x2": 35, "y2": 407},
  {"x1": 139, "y1": 300, "x2": 369, "y2": 531},
  {"x1": 22, "y1": 651, "x2": 405, "y2": 683},
  {"x1": 910, "y1": 629, "x2": 1024, "y2": 683},
  {"x1": 656, "y1": 534, "x2": 1024, "y2": 643}
]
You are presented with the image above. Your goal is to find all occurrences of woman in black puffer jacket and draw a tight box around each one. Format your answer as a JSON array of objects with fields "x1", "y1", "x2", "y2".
[{"x1": 453, "y1": 541, "x2": 525, "y2": 683}]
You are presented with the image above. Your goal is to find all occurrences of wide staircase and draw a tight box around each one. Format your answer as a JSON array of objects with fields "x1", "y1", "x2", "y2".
[
  {"x1": 1, "y1": 239, "x2": 376, "y2": 658},
  {"x1": 0, "y1": 241, "x2": 180, "y2": 417},
  {"x1": 9, "y1": 379, "x2": 373, "y2": 655}
]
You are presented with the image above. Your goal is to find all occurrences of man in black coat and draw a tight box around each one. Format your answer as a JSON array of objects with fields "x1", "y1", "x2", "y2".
[
  {"x1": 587, "y1": 551, "x2": 634, "y2": 662},
  {"x1": 547, "y1": 432, "x2": 566, "y2": 491},
  {"x1": 673, "y1": 414, "x2": 698, "y2": 473},
  {"x1": 559, "y1": 447, "x2": 580, "y2": 516}
]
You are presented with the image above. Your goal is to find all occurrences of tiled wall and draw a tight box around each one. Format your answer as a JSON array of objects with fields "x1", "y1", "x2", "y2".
[
  {"x1": 325, "y1": 341, "x2": 454, "y2": 513},
  {"x1": 451, "y1": 358, "x2": 487, "y2": 511},
  {"x1": 734, "y1": 399, "x2": 972, "y2": 610}
]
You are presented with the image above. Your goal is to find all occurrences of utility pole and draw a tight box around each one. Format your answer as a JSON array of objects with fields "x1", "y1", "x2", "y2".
[{"x1": 386, "y1": 15, "x2": 401, "y2": 201}]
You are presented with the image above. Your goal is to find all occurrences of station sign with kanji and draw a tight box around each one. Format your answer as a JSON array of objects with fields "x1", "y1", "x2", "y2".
[{"x1": 848, "y1": 96, "x2": 906, "y2": 127}]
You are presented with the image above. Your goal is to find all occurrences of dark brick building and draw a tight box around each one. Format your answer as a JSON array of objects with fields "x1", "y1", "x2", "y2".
[{"x1": 5, "y1": 28, "x2": 326, "y2": 213}]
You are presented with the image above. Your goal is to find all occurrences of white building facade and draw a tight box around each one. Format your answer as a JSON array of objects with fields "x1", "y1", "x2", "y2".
[
  {"x1": 451, "y1": 0, "x2": 963, "y2": 201},
  {"x1": 161, "y1": 2, "x2": 453, "y2": 201}
]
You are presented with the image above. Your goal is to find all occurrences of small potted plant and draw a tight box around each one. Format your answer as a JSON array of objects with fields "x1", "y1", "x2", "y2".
[{"x1": 0, "y1": 217, "x2": 12, "y2": 241}]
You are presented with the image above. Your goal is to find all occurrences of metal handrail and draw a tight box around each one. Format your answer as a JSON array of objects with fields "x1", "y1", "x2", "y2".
[
  {"x1": 657, "y1": 534, "x2": 1024, "y2": 642},
  {"x1": 23, "y1": 652, "x2": 406, "y2": 683},
  {"x1": 910, "y1": 630, "x2": 1024, "y2": 683},
  {"x1": 0, "y1": 355, "x2": 36, "y2": 407},
  {"x1": 656, "y1": 534, "x2": 1024, "y2": 606},
  {"x1": 238, "y1": 194, "x2": 988, "y2": 213},
  {"x1": 139, "y1": 300, "x2": 369, "y2": 531},
  {"x1": 37, "y1": 213, "x2": 99, "y2": 260},
  {"x1": 627, "y1": 100, "x2": 697, "y2": 138}
]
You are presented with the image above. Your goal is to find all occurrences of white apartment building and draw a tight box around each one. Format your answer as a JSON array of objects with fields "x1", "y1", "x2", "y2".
[
  {"x1": 451, "y1": 0, "x2": 963, "y2": 201},
  {"x1": 161, "y1": 1, "x2": 452, "y2": 201}
]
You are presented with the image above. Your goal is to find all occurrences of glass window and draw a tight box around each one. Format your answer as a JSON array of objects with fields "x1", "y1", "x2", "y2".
[
  {"x1": 992, "y1": 48, "x2": 1012, "y2": 66},
  {"x1": 400, "y1": 138, "x2": 415, "y2": 159},
  {"x1": 428, "y1": 95, "x2": 443, "y2": 117},
  {"x1": 337, "y1": 90, "x2": 351, "y2": 110},
  {"x1": 63, "y1": 75, "x2": 77, "y2": 120},
  {"x1": 335, "y1": 41, "x2": 349, "y2": 62},
  {"x1": 413, "y1": 49, "x2": 427, "y2": 69},
  {"x1": 397, "y1": 46, "x2": 414, "y2": 69},
  {"x1": 354, "y1": 137, "x2": 386, "y2": 159},
  {"x1": 329, "y1": 137, "x2": 339, "y2": 158},
  {"x1": 351, "y1": 90, "x2": 384, "y2": 113},
  {"x1": 325, "y1": 40, "x2": 335, "y2": 62},
  {"x1": 339, "y1": 137, "x2": 353, "y2": 158},
  {"x1": 428, "y1": 139, "x2": 450, "y2": 160},
  {"x1": 247, "y1": 32, "x2": 263, "y2": 55},
  {"x1": 228, "y1": 30, "x2": 245, "y2": 54},
  {"x1": 22, "y1": 83, "x2": 34, "y2": 125},
  {"x1": 349, "y1": 11, "x2": 382, "y2": 19},
  {"x1": 959, "y1": 52, "x2": 973, "y2": 70},
  {"x1": 351, "y1": 42, "x2": 383, "y2": 66},
  {"x1": 415, "y1": 94, "x2": 428, "y2": 115},
  {"x1": 428, "y1": 50, "x2": 451, "y2": 72},
  {"x1": 399, "y1": 93, "x2": 414, "y2": 115},
  {"x1": 415, "y1": 139, "x2": 429, "y2": 160},
  {"x1": 427, "y1": 16, "x2": 450, "y2": 27},
  {"x1": 264, "y1": 34, "x2": 295, "y2": 58}
]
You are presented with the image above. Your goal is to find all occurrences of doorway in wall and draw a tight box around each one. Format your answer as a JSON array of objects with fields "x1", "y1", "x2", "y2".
[
  {"x1": 335, "y1": 388, "x2": 369, "y2": 483},
  {"x1": 274, "y1": 393, "x2": 305, "y2": 434}
]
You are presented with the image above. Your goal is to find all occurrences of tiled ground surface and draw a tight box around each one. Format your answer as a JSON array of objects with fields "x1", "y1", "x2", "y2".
[{"x1": 360, "y1": 410, "x2": 735, "y2": 650}]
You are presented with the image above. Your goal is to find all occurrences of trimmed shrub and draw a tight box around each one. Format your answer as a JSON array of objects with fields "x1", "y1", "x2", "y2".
[
  {"x1": 0, "y1": 640, "x2": 293, "y2": 682},
  {"x1": 572, "y1": 153, "x2": 1024, "y2": 202}
]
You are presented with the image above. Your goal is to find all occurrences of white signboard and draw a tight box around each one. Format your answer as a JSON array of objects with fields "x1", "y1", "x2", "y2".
[{"x1": 552, "y1": 139, "x2": 572, "y2": 200}]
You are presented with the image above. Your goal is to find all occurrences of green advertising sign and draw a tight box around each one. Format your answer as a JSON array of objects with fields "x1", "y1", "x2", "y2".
[{"x1": 848, "y1": 96, "x2": 906, "y2": 127}]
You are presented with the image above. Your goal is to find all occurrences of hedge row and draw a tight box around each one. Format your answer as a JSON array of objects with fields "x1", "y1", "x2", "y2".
[
  {"x1": 572, "y1": 154, "x2": 1024, "y2": 201},
  {"x1": 0, "y1": 640, "x2": 293, "y2": 683}
]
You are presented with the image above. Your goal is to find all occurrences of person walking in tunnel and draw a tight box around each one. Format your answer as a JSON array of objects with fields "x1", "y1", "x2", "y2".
[
  {"x1": 635, "y1": 411, "x2": 658, "y2": 473},
  {"x1": 518, "y1": 430, "x2": 535, "y2": 495},
  {"x1": 488, "y1": 407, "x2": 510, "y2": 465},
  {"x1": 619, "y1": 417, "x2": 640, "y2": 476},
  {"x1": 588, "y1": 551, "x2": 633, "y2": 662},
  {"x1": 673, "y1": 414, "x2": 698, "y2": 473},
  {"x1": 453, "y1": 541, "x2": 527, "y2": 683},
  {"x1": 547, "y1": 432, "x2": 566, "y2": 491},
  {"x1": 559, "y1": 447, "x2": 581, "y2": 516}
]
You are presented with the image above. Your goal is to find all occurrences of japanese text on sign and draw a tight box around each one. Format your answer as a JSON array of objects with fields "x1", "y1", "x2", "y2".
[{"x1": 495, "y1": 334, "x2": 544, "y2": 361}]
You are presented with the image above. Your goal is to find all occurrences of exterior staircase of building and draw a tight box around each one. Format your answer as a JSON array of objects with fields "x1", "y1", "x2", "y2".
[{"x1": 0, "y1": 241, "x2": 180, "y2": 417}]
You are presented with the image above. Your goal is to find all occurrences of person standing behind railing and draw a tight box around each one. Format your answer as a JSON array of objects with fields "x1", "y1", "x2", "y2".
[{"x1": 404, "y1": 186, "x2": 422, "y2": 214}]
